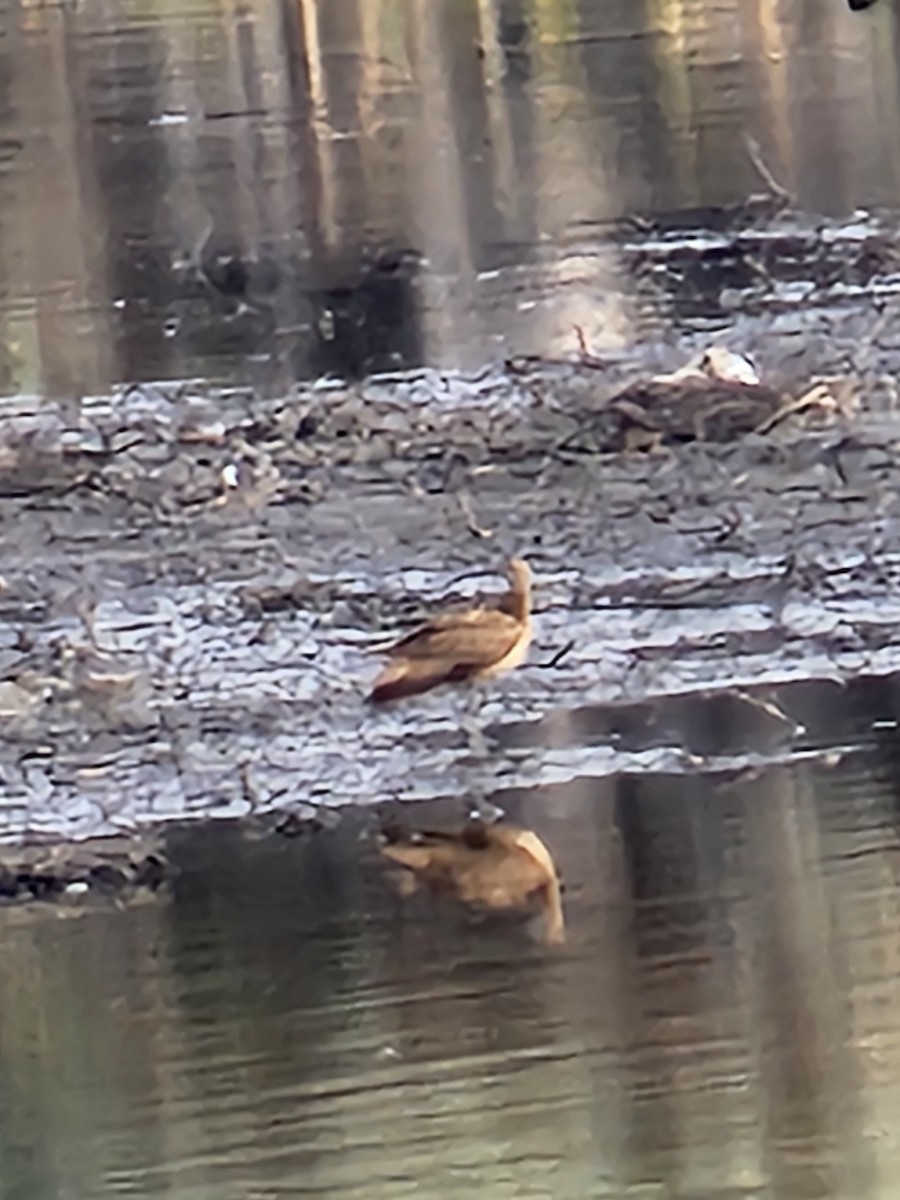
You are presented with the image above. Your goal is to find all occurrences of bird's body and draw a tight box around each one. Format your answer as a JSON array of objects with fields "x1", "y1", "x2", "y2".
[
  {"x1": 380, "y1": 817, "x2": 564, "y2": 944},
  {"x1": 369, "y1": 559, "x2": 532, "y2": 703}
]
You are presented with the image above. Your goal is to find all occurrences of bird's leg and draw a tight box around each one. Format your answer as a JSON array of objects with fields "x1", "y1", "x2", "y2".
[
  {"x1": 458, "y1": 687, "x2": 505, "y2": 824},
  {"x1": 460, "y1": 684, "x2": 489, "y2": 757},
  {"x1": 466, "y1": 791, "x2": 503, "y2": 825}
]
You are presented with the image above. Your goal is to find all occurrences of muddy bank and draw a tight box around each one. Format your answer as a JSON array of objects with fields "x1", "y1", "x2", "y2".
[
  {"x1": 4, "y1": 661, "x2": 900, "y2": 910},
  {"x1": 3, "y1": 217, "x2": 900, "y2": 849},
  {"x1": 0, "y1": 833, "x2": 166, "y2": 905}
]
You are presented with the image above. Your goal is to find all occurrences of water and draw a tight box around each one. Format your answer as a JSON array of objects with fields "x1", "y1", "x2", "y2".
[
  {"x1": 0, "y1": 0, "x2": 895, "y2": 391},
  {"x1": 1, "y1": 748, "x2": 900, "y2": 1199}
]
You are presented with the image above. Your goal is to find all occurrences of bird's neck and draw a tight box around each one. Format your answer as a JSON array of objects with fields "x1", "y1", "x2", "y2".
[{"x1": 505, "y1": 583, "x2": 531, "y2": 625}]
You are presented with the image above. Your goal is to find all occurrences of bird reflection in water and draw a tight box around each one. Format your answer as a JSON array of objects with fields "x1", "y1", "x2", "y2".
[{"x1": 379, "y1": 814, "x2": 565, "y2": 945}]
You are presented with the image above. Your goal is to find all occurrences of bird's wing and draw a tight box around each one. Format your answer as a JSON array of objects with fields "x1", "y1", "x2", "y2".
[{"x1": 387, "y1": 608, "x2": 522, "y2": 666}]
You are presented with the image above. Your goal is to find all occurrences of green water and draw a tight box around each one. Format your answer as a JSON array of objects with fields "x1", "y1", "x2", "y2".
[{"x1": 1, "y1": 751, "x2": 899, "y2": 1200}]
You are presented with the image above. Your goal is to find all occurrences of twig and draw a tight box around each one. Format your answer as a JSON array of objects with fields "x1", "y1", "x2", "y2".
[
  {"x1": 457, "y1": 488, "x2": 494, "y2": 539},
  {"x1": 572, "y1": 324, "x2": 609, "y2": 368},
  {"x1": 743, "y1": 134, "x2": 792, "y2": 203},
  {"x1": 239, "y1": 762, "x2": 262, "y2": 812},
  {"x1": 754, "y1": 383, "x2": 838, "y2": 435},
  {"x1": 540, "y1": 639, "x2": 575, "y2": 669},
  {"x1": 735, "y1": 690, "x2": 805, "y2": 736}
]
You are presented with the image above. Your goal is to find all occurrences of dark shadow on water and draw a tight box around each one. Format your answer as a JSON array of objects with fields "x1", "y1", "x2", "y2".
[{"x1": 498, "y1": 672, "x2": 900, "y2": 763}]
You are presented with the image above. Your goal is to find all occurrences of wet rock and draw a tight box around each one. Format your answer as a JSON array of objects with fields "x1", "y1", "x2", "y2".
[
  {"x1": 59, "y1": 424, "x2": 107, "y2": 457},
  {"x1": 272, "y1": 811, "x2": 326, "y2": 838},
  {"x1": 240, "y1": 577, "x2": 320, "y2": 614},
  {"x1": 155, "y1": 457, "x2": 195, "y2": 492},
  {"x1": 295, "y1": 413, "x2": 318, "y2": 440},
  {"x1": 0, "y1": 835, "x2": 167, "y2": 905},
  {"x1": 0, "y1": 333, "x2": 851, "y2": 527},
  {"x1": 176, "y1": 415, "x2": 227, "y2": 445},
  {"x1": 131, "y1": 855, "x2": 166, "y2": 890},
  {"x1": 0, "y1": 863, "x2": 18, "y2": 898},
  {"x1": 87, "y1": 861, "x2": 130, "y2": 891},
  {"x1": 20, "y1": 872, "x2": 66, "y2": 900},
  {"x1": 0, "y1": 679, "x2": 44, "y2": 720}
]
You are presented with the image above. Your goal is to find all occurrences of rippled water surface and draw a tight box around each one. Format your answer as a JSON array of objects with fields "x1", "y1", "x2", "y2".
[
  {"x1": 3, "y1": 744, "x2": 900, "y2": 1199},
  {"x1": 0, "y1": 0, "x2": 896, "y2": 388}
]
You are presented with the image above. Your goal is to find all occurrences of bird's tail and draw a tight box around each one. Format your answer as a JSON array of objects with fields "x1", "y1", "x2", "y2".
[
  {"x1": 368, "y1": 657, "x2": 455, "y2": 703},
  {"x1": 509, "y1": 829, "x2": 566, "y2": 944},
  {"x1": 379, "y1": 841, "x2": 434, "y2": 872}
]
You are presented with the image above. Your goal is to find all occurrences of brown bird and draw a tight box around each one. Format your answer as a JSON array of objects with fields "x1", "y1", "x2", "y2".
[
  {"x1": 380, "y1": 815, "x2": 565, "y2": 944},
  {"x1": 368, "y1": 558, "x2": 533, "y2": 704}
]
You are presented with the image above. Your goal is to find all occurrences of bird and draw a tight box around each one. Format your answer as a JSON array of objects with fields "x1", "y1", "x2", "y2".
[
  {"x1": 379, "y1": 814, "x2": 565, "y2": 944},
  {"x1": 368, "y1": 558, "x2": 533, "y2": 705}
]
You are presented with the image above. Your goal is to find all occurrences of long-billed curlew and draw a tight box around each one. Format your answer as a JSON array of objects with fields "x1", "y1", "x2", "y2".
[{"x1": 369, "y1": 558, "x2": 533, "y2": 705}]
